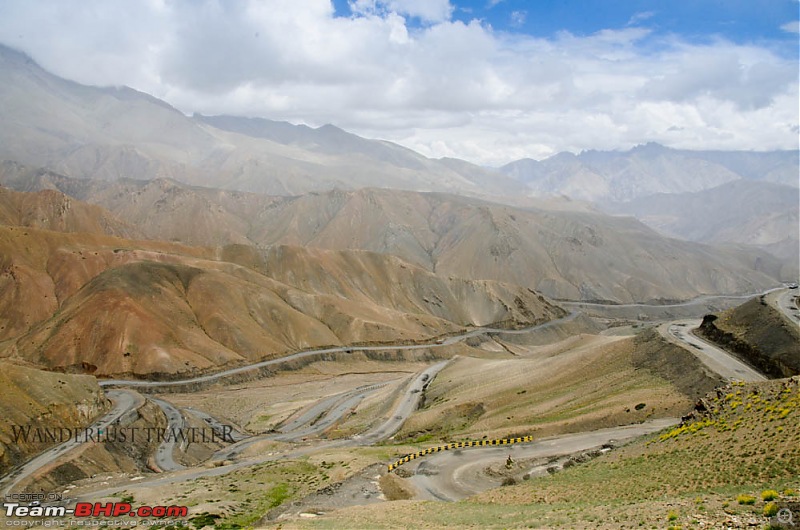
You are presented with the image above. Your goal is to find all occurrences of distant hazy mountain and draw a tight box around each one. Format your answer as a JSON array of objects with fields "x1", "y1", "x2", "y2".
[
  {"x1": 607, "y1": 180, "x2": 799, "y2": 277},
  {"x1": 0, "y1": 42, "x2": 791, "y2": 303},
  {"x1": 3, "y1": 169, "x2": 782, "y2": 303},
  {"x1": 3, "y1": 43, "x2": 795, "y2": 206},
  {"x1": 501, "y1": 143, "x2": 798, "y2": 203},
  {"x1": 0, "y1": 44, "x2": 522, "y2": 198}
]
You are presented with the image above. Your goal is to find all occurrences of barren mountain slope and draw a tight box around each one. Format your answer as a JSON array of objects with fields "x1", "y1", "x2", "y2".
[
  {"x1": 0, "y1": 224, "x2": 211, "y2": 343},
  {"x1": 0, "y1": 226, "x2": 560, "y2": 377},
  {"x1": 0, "y1": 45, "x2": 520, "y2": 198},
  {"x1": 256, "y1": 245, "x2": 560, "y2": 328},
  {"x1": 698, "y1": 296, "x2": 800, "y2": 378},
  {"x1": 261, "y1": 190, "x2": 783, "y2": 303},
  {"x1": 0, "y1": 164, "x2": 274, "y2": 247},
  {"x1": 117, "y1": 186, "x2": 782, "y2": 303},
  {"x1": 0, "y1": 46, "x2": 214, "y2": 182},
  {"x1": 0, "y1": 186, "x2": 138, "y2": 238}
]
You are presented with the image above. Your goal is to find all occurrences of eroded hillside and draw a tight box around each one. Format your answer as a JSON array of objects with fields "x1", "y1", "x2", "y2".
[{"x1": 0, "y1": 222, "x2": 561, "y2": 377}]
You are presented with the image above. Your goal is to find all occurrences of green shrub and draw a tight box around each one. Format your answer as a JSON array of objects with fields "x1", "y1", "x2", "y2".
[
  {"x1": 763, "y1": 501, "x2": 779, "y2": 517},
  {"x1": 189, "y1": 513, "x2": 220, "y2": 529},
  {"x1": 266, "y1": 483, "x2": 291, "y2": 508},
  {"x1": 761, "y1": 489, "x2": 780, "y2": 501},
  {"x1": 737, "y1": 494, "x2": 756, "y2": 505}
]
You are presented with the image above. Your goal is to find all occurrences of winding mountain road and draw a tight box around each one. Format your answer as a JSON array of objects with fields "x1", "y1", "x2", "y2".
[
  {"x1": 5, "y1": 290, "x2": 778, "y2": 503},
  {"x1": 273, "y1": 383, "x2": 388, "y2": 441},
  {"x1": 6, "y1": 309, "x2": 571, "y2": 495},
  {"x1": 408, "y1": 418, "x2": 679, "y2": 501},
  {"x1": 97, "y1": 311, "x2": 580, "y2": 391},
  {"x1": 70, "y1": 362, "x2": 450, "y2": 500},
  {"x1": 0, "y1": 389, "x2": 144, "y2": 497},
  {"x1": 149, "y1": 398, "x2": 187, "y2": 472},
  {"x1": 211, "y1": 381, "x2": 396, "y2": 461},
  {"x1": 659, "y1": 320, "x2": 766, "y2": 382},
  {"x1": 184, "y1": 408, "x2": 249, "y2": 442},
  {"x1": 355, "y1": 361, "x2": 449, "y2": 444},
  {"x1": 770, "y1": 288, "x2": 800, "y2": 328}
]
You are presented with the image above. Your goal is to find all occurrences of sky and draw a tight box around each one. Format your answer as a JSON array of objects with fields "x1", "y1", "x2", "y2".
[{"x1": 0, "y1": 0, "x2": 797, "y2": 165}]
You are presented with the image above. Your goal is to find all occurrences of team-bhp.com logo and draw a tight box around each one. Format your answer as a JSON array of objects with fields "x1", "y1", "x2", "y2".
[{"x1": 3, "y1": 501, "x2": 188, "y2": 518}]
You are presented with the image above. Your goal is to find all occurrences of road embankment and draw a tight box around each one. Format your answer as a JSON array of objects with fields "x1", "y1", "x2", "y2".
[
  {"x1": 633, "y1": 328, "x2": 723, "y2": 398},
  {"x1": 697, "y1": 296, "x2": 800, "y2": 378}
]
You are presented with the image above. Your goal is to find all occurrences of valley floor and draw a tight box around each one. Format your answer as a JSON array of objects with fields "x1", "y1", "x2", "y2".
[{"x1": 2, "y1": 295, "x2": 797, "y2": 529}]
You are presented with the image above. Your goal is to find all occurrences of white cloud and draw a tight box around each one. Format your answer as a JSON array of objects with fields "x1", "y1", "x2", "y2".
[
  {"x1": 0, "y1": 0, "x2": 796, "y2": 165},
  {"x1": 627, "y1": 11, "x2": 655, "y2": 26},
  {"x1": 780, "y1": 20, "x2": 800, "y2": 34},
  {"x1": 350, "y1": 0, "x2": 453, "y2": 22},
  {"x1": 510, "y1": 10, "x2": 526, "y2": 28},
  {"x1": 386, "y1": 0, "x2": 453, "y2": 22}
]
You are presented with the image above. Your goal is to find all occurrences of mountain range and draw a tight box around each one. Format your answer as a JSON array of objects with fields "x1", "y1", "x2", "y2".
[
  {"x1": 0, "y1": 197, "x2": 561, "y2": 376},
  {"x1": 500, "y1": 142, "x2": 798, "y2": 203},
  {"x1": 0, "y1": 44, "x2": 523, "y2": 198},
  {"x1": 0, "y1": 41, "x2": 794, "y2": 314},
  {"x1": 2, "y1": 43, "x2": 797, "y2": 205},
  {"x1": 0, "y1": 172, "x2": 784, "y2": 303}
]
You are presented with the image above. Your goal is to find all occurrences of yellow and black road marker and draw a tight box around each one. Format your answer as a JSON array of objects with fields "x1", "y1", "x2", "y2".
[{"x1": 387, "y1": 435, "x2": 534, "y2": 472}]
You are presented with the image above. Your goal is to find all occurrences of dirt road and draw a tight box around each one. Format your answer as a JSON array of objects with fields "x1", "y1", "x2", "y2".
[
  {"x1": 0, "y1": 389, "x2": 144, "y2": 497},
  {"x1": 407, "y1": 418, "x2": 679, "y2": 501},
  {"x1": 769, "y1": 288, "x2": 800, "y2": 328},
  {"x1": 659, "y1": 320, "x2": 766, "y2": 382}
]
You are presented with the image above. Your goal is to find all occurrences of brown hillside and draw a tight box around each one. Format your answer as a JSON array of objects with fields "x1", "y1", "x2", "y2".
[
  {"x1": 233, "y1": 188, "x2": 781, "y2": 303},
  {"x1": 0, "y1": 229, "x2": 560, "y2": 377},
  {"x1": 0, "y1": 186, "x2": 137, "y2": 238},
  {"x1": 0, "y1": 225, "x2": 208, "y2": 342},
  {"x1": 258, "y1": 245, "x2": 560, "y2": 328}
]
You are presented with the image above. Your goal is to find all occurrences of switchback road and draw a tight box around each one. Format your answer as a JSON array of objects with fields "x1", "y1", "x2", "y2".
[
  {"x1": 408, "y1": 418, "x2": 679, "y2": 501},
  {"x1": 71, "y1": 362, "x2": 450, "y2": 500},
  {"x1": 273, "y1": 383, "x2": 388, "y2": 442},
  {"x1": 150, "y1": 398, "x2": 187, "y2": 472},
  {"x1": 769, "y1": 288, "x2": 800, "y2": 328},
  {"x1": 659, "y1": 320, "x2": 766, "y2": 382},
  {"x1": 98, "y1": 311, "x2": 579, "y2": 390},
  {"x1": 0, "y1": 389, "x2": 144, "y2": 497}
]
